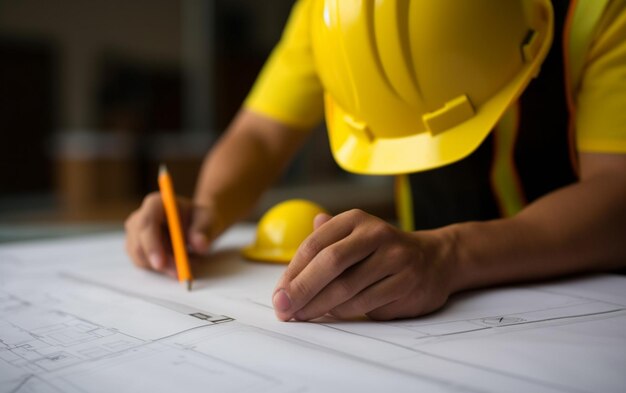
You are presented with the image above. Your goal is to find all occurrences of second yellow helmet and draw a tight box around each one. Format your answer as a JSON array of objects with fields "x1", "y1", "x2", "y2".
[{"x1": 242, "y1": 199, "x2": 328, "y2": 264}]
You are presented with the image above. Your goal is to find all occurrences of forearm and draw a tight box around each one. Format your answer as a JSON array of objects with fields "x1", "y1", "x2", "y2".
[
  {"x1": 441, "y1": 156, "x2": 626, "y2": 293},
  {"x1": 193, "y1": 109, "x2": 310, "y2": 232}
]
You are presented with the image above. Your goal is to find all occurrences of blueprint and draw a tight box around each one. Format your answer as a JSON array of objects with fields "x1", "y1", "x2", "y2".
[{"x1": 0, "y1": 227, "x2": 625, "y2": 393}]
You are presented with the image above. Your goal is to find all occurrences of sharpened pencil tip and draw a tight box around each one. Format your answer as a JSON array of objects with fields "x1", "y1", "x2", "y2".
[
  {"x1": 159, "y1": 163, "x2": 168, "y2": 176},
  {"x1": 186, "y1": 280, "x2": 193, "y2": 292}
]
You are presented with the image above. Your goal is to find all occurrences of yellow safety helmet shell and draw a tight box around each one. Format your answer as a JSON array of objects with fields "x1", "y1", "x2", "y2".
[
  {"x1": 311, "y1": 0, "x2": 554, "y2": 174},
  {"x1": 242, "y1": 199, "x2": 328, "y2": 264}
]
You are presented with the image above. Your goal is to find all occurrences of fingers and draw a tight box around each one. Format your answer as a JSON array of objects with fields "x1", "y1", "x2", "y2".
[
  {"x1": 276, "y1": 231, "x2": 376, "y2": 321},
  {"x1": 273, "y1": 211, "x2": 355, "y2": 318},
  {"x1": 331, "y1": 256, "x2": 449, "y2": 321},
  {"x1": 331, "y1": 273, "x2": 408, "y2": 320},
  {"x1": 277, "y1": 209, "x2": 365, "y2": 286},
  {"x1": 187, "y1": 205, "x2": 218, "y2": 254},
  {"x1": 138, "y1": 216, "x2": 166, "y2": 270},
  {"x1": 125, "y1": 191, "x2": 223, "y2": 280},
  {"x1": 125, "y1": 193, "x2": 162, "y2": 268},
  {"x1": 292, "y1": 251, "x2": 401, "y2": 321},
  {"x1": 124, "y1": 219, "x2": 150, "y2": 269},
  {"x1": 273, "y1": 210, "x2": 386, "y2": 321},
  {"x1": 125, "y1": 192, "x2": 174, "y2": 275},
  {"x1": 313, "y1": 212, "x2": 332, "y2": 230}
]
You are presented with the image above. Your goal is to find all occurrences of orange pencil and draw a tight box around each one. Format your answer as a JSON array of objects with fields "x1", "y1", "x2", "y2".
[{"x1": 158, "y1": 164, "x2": 193, "y2": 291}]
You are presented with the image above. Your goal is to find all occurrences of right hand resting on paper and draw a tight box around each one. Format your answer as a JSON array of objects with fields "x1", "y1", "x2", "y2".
[{"x1": 124, "y1": 192, "x2": 222, "y2": 277}]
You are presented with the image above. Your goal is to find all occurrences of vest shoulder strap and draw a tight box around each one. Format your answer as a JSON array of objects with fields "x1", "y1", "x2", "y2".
[{"x1": 566, "y1": 0, "x2": 611, "y2": 96}]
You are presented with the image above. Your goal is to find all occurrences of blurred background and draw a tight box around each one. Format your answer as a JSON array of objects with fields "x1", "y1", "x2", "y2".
[{"x1": 0, "y1": 0, "x2": 394, "y2": 241}]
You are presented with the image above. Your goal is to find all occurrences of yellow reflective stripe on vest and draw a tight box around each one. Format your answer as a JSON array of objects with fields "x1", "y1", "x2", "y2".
[
  {"x1": 490, "y1": 103, "x2": 526, "y2": 217},
  {"x1": 566, "y1": 0, "x2": 610, "y2": 97},
  {"x1": 395, "y1": 174, "x2": 414, "y2": 231}
]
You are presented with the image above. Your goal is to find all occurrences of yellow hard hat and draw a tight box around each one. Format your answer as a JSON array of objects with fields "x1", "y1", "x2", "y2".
[
  {"x1": 242, "y1": 199, "x2": 328, "y2": 264},
  {"x1": 311, "y1": 0, "x2": 553, "y2": 174}
]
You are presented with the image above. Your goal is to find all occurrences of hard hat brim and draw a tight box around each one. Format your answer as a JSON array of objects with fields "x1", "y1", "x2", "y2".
[
  {"x1": 241, "y1": 245, "x2": 294, "y2": 264},
  {"x1": 327, "y1": 56, "x2": 547, "y2": 176}
]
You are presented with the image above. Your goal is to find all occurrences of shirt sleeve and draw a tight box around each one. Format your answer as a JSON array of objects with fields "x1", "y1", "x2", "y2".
[
  {"x1": 243, "y1": 0, "x2": 324, "y2": 130},
  {"x1": 576, "y1": 1, "x2": 626, "y2": 153}
]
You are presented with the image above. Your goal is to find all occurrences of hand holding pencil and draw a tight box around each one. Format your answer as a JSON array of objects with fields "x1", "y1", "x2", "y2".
[{"x1": 124, "y1": 165, "x2": 219, "y2": 289}]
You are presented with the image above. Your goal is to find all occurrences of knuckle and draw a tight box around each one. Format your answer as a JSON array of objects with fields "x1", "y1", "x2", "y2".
[
  {"x1": 344, "y1": 208, "x2": 368, "y2": 223},
  {"x1": 330, "y1": 306, "x2": 352, "y2": 320},
  {"x1": 332, "y1": 299, "x2": 364, "y2": 319},
  {"x1": 290, "y1": 278, "x2": 312, "y2": 300},
  {"x1": 143, "y1": 192, "x2": 161, "y2": 208},
  {"x1": 298, "y1": 236, "x2": 322, "y2": 262},
  {"x1": 319, "y1": 246, "x2": 344, "y2": 270},
  {"x1": 346, "y1": 208, "x2": 366, "y2": 217},
  {"x1": 138, "y1": 207, "x2": 161, "y2": 229},
  {"x1": 352, "y1": 294, "x2": 374, "y2": 313},
  {"x1": 147, "y1": 191, "x2": 161, "y2": 201},
  {"x1": 386, "y1": 243, "x2": 412, "y2": 263},
  {"x1": 370, "y1": 221, "x2": 395, "y2": 240},
  {"x1": 331, "y1": 294, "x2": 373, "y2": 320},
  {"x1": 334, "y1": 278, "x2": 354, "y2": 300}
]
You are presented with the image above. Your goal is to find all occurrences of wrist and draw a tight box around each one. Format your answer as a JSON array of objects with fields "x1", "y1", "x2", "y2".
[
  {"x1": 440, "y1": 223, "x2": 471, "y2": 294},
  {"x1": 437, "y1": 218, "x2": 532, "y2": 293},
  {"x1": 415, "y1": 225, "x2": 464, "y2": 297}
]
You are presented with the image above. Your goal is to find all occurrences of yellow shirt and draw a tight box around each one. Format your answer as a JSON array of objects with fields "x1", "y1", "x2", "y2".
[
  {"x1": 244, "y1": 0, "x2": 323, "y2": 130},
  {"x1": 574, "y1": 0, "x2": 626, "y2": 153}
]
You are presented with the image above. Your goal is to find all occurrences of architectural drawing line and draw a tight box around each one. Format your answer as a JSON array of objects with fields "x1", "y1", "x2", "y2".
[
  {"x1": 481, "y1": 308, "x2": 625, "y2": 328},
  {"x1": 318, "y1": 319, "x2": 601, "y2": 393},
  {"x1": 8, "y1": 374, "x2": 32, "y2": 393},
  {"x1": 413, "y1": 326, "x2": 491, "y2": 339},
  {"x1": 59, "y1": 272, "x2": 233, "y2": 324},
  {"x1": 412, "y1": 308, "x2": 626, "y2": 339},
  {"x1": 380, "y1": 300, "x2": 615, "y2": 333},
  {"x1": 532, "y1": 286, "x2": 626, "y2": 308},
  {"x1": 249, "y1": 325, "x2": 488, "y2": 393}
]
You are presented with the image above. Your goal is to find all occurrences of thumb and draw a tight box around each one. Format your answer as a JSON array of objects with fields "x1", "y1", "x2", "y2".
[
  {"x1": 188, "y1": 207, "x2": 215, "y2": 254},
  {"x1": 313, "y1": 212, "x2": 332, "y2": 230}
]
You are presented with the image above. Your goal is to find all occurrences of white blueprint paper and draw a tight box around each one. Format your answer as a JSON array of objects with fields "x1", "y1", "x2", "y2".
[{"x1": 0, "y1": 226, "x2": 624, "y2": 393}]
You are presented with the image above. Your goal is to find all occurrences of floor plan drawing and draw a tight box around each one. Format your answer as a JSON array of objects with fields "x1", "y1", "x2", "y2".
[
  {"x1": 0, "y1": 286, "x2": 451, "y2": 393},
  {"x1": 0, "y1": 289, "x2": 266, "y2": 393}
]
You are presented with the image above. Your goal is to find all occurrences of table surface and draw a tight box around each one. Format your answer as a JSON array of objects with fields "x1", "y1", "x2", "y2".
[{"x1": 0, "y1": 225, "x2": 625, "y2": 393}]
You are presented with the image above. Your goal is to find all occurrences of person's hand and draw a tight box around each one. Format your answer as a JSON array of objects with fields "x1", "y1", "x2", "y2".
[
  {"x1": 124, "y1": 192, "x2": 221, "y2": 277},
  {"x1": 272, "y1": 209, "x2": 454, "y2": 321}
]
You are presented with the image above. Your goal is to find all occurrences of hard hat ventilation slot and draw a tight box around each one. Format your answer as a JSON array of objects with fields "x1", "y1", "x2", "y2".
[{"x1": 521, "y1": 29, "x2": 540, "y2": 63}]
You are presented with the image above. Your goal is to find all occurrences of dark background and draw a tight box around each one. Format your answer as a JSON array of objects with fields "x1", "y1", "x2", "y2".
[{"x1": 0, "y1": 0, "x2": 394, "y2": 228}]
